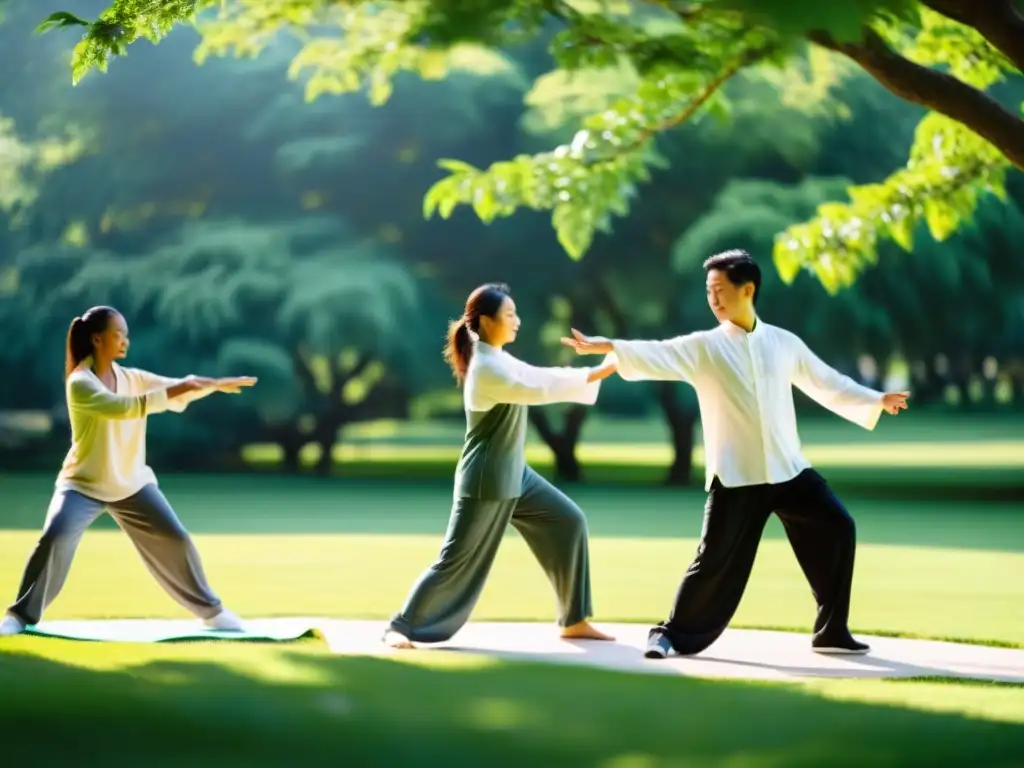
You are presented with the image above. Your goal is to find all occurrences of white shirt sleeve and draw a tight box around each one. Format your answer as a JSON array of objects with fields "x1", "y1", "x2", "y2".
[
  {"x1": 466, "y1": 353, "x2": 601, "y2": 411},
  {"x1": 127, "y1": 369, "x2": 212, "y2": 413},
  {"x1": 790, "y1": 336, "x2": 884, "y2": 430},
  {"x1": 611, "y1": 333, "x2": 705, "y2": 383},
  {"x1": 67, "y1": 372, "x2": 171, "y2": 420}
]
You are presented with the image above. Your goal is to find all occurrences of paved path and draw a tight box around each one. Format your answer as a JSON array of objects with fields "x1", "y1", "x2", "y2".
[
  {"x1": 21, "y1": 617, "x2": 1024, "y2": 683},
  {"x1": 316, "y1": 620, "x2": 1024, "y2": 683}
]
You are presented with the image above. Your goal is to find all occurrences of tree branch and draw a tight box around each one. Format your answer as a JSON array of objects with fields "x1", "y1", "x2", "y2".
[
  {"x1": 922, "y1": 0, "x2": 1024, "y2": 72},
  {"x1": 590, "y1": 42, "x2": 773, "y2": 164},
  {"x1": 810, "y1": 26, "x2": 1024, "y2": 171}
]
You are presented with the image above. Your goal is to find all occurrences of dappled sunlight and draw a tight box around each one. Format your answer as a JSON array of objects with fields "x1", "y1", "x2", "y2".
[
  {"x1": 469, "y1": 697, "x2": 539, "y2": 732},
  {"x1": 2, "y1": 641, "x2": 1022, "y2": 765},
  {"x1": 806, "y1": 677, "x2": 1024, "y2": 725},
  {"x1": 241, "y1": 438, "x2": 1024, "y2": 469},
  {"x1": 601, "y1": 754, "x2": 661, "y2": 768},
  {"x1": 0, "y1": 635, "x2": 336, "y2": 687}
]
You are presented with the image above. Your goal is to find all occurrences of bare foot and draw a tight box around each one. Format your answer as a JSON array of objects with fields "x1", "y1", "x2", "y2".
[
  {"x1": 560, "y1": 620, "x2": 615, "y2": 641},
  {"x1": 383, "y1": 629, "x2": 415, "y2": 649}
]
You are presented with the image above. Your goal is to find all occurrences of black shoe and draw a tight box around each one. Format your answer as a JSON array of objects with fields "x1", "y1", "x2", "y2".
[
  {"x1": 644, "y1": 634, "x2": 673, "y2": 659},
  {"x1": 812, "y1": 633, "x2": 870, "y2": 655}
]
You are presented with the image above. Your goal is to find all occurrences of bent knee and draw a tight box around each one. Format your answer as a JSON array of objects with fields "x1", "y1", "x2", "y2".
[
  {"x1": 151, "y1": 521, "x2": 191, "y2": 544},
  {"x1": 560, "y1": 506, "x2": 589, "y2": 539},
  {"x1": 836, "y1": 511, "x2": 856, "y2": 541},
  {"x1": 166, "y1": 526, "x2": 191, "y2": 544}
]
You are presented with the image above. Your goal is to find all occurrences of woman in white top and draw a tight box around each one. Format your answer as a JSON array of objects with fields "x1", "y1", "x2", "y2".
[
  {"x1": 384, "y1": 283, "x2": 617, "y2": 648},
  {"x1": 0, "y1": 306, "x2": 257, "y2": 636}
]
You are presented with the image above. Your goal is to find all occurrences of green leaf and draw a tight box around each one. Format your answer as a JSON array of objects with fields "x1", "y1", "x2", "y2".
[
  {"x1": 923, "y1": 198, "x2": 960, "y2": 242},
  {"x1": 472, "y1": 186, "x2": 497, "y2": 223},
  {"x1": 887, "y1": 213, "x2": 916, "y2": 252},
  {"x1": 436, "y1": 159, "x2": 480, "y2": 175},
  {"x1": 36, "y1": 10, "x2": 90, "y2": 34},
  {"x1": 422, "y1": 177, "x2": 457, "y2": 219},
  {"x1": 553, "y1": 205, "x2": 594, "y2": 261},
  {"x1": 772, "y1": 238, "x2": 803, "y2": 284}
]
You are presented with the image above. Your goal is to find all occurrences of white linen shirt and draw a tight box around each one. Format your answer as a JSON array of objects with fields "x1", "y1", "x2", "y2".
[{"x1": 611, "y1": 319, "x2": 885, "y2": 491}]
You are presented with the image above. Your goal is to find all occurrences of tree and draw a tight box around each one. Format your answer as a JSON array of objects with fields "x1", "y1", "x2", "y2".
[
  {"x1": 20, "y1": 216, "x2": 430, "y2": 473},
  {"x1": 41, "y1": 0, "x2": 1024, "y2": 294}
]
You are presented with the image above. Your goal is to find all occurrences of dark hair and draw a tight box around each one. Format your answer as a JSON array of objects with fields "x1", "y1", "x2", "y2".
[
  {"x1": 703, "y1": 249, "x2": 761, "y2": 304},
  {"x1": 443, "y1": 283, "x2": 511, "y2": 384},
  {"x1": 65, "y1": 306, "x2": 119, "y2": 379}
]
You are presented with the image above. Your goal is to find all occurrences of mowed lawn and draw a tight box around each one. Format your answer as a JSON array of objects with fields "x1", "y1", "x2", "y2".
[
  {"x1": 0, "y1": 471, "x2": 1021, "y2": 646},
  {"x1": 2, "y1": 637, "x2": 1023, "y2": 767},
  {"x1": 2, "y1": 418, "x2": 1023, "y2": 766}
]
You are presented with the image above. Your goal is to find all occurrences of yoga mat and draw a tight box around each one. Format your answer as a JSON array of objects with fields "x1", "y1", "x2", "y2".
[{"x1": 24, "y1": 617, "x2": 323, "y2": 644}]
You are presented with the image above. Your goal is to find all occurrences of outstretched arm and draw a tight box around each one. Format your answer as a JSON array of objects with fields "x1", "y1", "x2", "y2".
[
  {"x1": 791, "y1": 338, "x2": 907, "y2": 429},
  {"x1": 67, "y1": 373, "x2": 203, "y2": 420},
  {"x1": 467, "y1": 355, "x2": 615, "y2": 410},
  {"x1": 561, "y1": 328, "x2": 703, "y2": 383},
  {"x1": 130, "y1": 370, "x2": 257, "y2": 413}
]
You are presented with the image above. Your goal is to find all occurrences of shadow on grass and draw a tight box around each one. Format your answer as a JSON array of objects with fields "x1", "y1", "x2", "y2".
[{"x1": 1, "y1": 642, "x2": 1023, "y2": 767}]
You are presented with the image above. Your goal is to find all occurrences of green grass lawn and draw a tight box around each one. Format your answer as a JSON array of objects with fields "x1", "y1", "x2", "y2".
[
  {"x1": 2, "y1": 637, "x2": 1022, "y2": 767},
  {"x1": 2, "y1": 421, "x2": 1023, "y2": 765},
  {"x1": 0, "y1": 473, "x2": 1021, "y2": 646}
]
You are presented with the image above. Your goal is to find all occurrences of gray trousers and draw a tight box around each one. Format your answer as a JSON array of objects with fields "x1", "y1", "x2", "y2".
[
  {"x1": 388, "y1": 467, "x2": 593, "y2": 643},
  {"x1": 7, "y1": 484, "x2": 223, "y2": 626}
]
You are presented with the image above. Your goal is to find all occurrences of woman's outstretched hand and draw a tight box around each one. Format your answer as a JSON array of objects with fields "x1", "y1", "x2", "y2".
[
  {"x1": 212, "y1": 376, "x2": 258, "y2": 394},
  {"x1": 561, "y1": 328, "x2": 613, "y2": 356},
  {"x1": 184, "y1": 375, "x2": 258, "y2": 394}
]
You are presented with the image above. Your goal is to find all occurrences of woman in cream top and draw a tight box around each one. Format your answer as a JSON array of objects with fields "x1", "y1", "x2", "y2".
[{"x1": 1, "y1": 306, "x2": 257, "y2": 636}]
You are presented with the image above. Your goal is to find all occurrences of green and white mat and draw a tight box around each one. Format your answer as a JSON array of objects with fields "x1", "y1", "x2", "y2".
[{"x1": 25, "y1": 617, "x2": 324, "y2": 643}]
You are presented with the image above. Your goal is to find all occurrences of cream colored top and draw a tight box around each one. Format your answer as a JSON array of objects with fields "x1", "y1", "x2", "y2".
[
  {"x1": 612, "y1": 319, "x2": 885, "y2": 491},
  {"x1": 56, "y1": 358, "x2": 210, "y2": 502}
]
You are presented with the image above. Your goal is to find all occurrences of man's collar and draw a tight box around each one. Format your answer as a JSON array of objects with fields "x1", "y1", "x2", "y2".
[{"x1": 720, "y1": 316, "x2": 761, "y2": 336}]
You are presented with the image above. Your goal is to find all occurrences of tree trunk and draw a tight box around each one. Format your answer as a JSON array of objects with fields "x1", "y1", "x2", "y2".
[
  {"x1": 281, "y1": 439, "x2": 303, "y2": 473},
  {"x1": 314, "y1": 426, "x2": 338, "y2": 476},
  {"x1": 267, "y1": 422, "x2": 305, "y2": 474},
  {"x1": 529, "y1": 406, "x2": 589, "y2": 483},
  {"x1": 657, "y1": 381, "x2": 698, "y2": 487}
]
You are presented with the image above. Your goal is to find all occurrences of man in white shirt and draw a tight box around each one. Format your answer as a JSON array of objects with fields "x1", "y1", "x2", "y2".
[{"x1": 562, "y1": 249, "x2": 909, "y2": 659}]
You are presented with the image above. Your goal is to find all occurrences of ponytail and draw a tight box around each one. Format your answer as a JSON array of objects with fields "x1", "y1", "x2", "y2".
[
  {"x1": 443, "y1": 317, "x2": 474, "y2": 384},
  {"x1": 444, "y1": 282, "x2": 511, "y2": 385},
  {"x1": 65, "y1": 317, "x2": 90, "y2": 379},
  {"x1": 64, "y1": 306, "x2": 119, "y2": 379}
]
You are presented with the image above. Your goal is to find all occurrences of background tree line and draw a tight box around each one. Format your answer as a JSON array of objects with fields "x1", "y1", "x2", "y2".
[{"x1": 2, "y1": 0, "x2": 1022, "y2": 484}]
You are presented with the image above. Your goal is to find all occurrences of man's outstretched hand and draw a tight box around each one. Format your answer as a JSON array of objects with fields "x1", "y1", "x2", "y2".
[
  {"x1": 882, "y1": 391, "x2": 910, "y2": 415},
  {"x1": 560, "y1": 328, "x2": 613, "y2": 356}
]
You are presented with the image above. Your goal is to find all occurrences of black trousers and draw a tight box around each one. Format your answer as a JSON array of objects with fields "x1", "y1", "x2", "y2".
[{"x1": 651, "y1": 468, "x2": 857, "y2": 655}]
